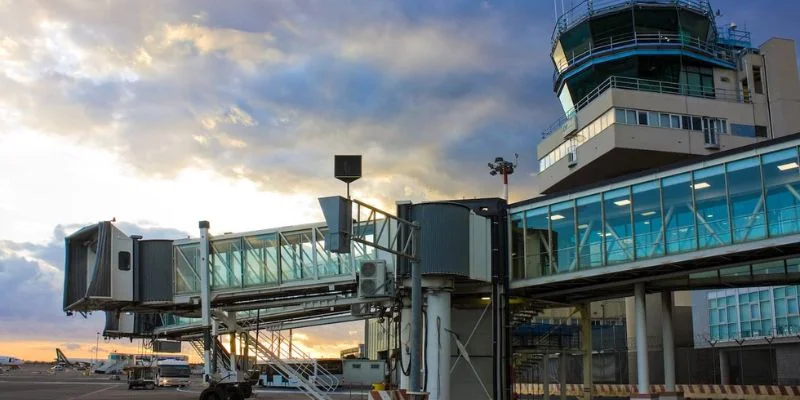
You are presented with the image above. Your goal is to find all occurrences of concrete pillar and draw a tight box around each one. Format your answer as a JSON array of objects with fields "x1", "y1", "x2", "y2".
[
  {"x1": 580, "y1": 303, "x2": 593, "y2": 400},
  {"x1": 719, "y1": 350, "x2": 730, "y2": 385},
  {"x1": 634, "y1": 283, "x2": 651, "y2": 398},
  {"x1": 661, "y1": 291, "x2": 681, "y2": 400},
  {"x1": 542, "y1": 351, "x2": 550, "y2": 400},
  {"x1": 399, "y1": 301, "x2": 412, "y2": 391},
  {"x1": 559, "y1": 351, "x2": 567, "y2": 400},
  {"x1": 425, "y1": 285, "x2": 452, "y2": 400}
]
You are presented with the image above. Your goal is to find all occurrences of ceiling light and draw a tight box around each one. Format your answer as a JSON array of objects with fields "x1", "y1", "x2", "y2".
[
  {"x1": 548, "y1": 214, "x2": 565, "y2": 220},
  {"x1": 481, "y1": 297, "x2": 491, "y2": 301},
  {"x1": 778, "y1": 162, "x2": 799, "y2": 171},
  {"x1": 692, "y1": 182, "x2": 710, "y2": 190},
  {"x1": 613, "y1": 199, "x2": 631, "y2": 206},
  {"x1": 641, "y1": 211, "x2": 656, "y2": 216},
  {"x1": 578, "y1": 224, "x2": 588, "y2": 229}
]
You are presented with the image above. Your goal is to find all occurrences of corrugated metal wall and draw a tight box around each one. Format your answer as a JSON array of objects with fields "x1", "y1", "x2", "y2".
[
  {"x1": 86, "y1": 222, "x2": 112, "y2": 298},
  {"x1": 138, "y1": 240, "x2": 173, "y2": 302}
]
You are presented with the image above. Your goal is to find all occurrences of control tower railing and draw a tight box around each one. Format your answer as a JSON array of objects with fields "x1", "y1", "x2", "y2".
[{"x1": 552, "y1": 0, "x2": 713, "y2": 46}]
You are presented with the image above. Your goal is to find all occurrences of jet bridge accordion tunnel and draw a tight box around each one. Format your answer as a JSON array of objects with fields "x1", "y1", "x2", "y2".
[{"x1": 63, "y1": 221, "x2": 174, "y2": 313}]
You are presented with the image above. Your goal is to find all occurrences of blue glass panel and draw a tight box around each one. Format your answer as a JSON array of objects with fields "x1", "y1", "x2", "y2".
[
  {"x1": 550, "y1": 201, "x2": 576, "y2": 274},
  {"x1": 662, "y1": 173, "x2": 697, "y2": 253},
  {"x1": 244, "y1": 233, "x2": 279, "y2": 287},
  {"x1": 525, "y1": 207, "x2": 552, "y2": 277},
  {"x1": 280, "y1": 231, "x2": 315, "y2": 281},
  {"x1": 576, "y1": 194, "x2": 603, "y2": 269},
  {"x1": 762, "y1": 148, "x2": 800, "y2": 237},
  {"x1": 511, "y1": 212, "x2": 525, "y2": 280},
  {"x1": 633, "y1": 180, "x2": 663, "y2": 259},
  {"x1": 693, "y1": 165, "x2": 731, "y2": 249},
  {"x1": 726, "y1": 157, "x2": 766, "y2": 242},
  {"x1": 174, "y1": 243, "x2": 200, "y2": 294},
  {"x1": 603, "y1": 187, "x2": 633, "y2": 264},
  {"x1": 788, "y1": 299, "x2": 798, "y2": 315},
  {"x1": 210, "y1": 238, "x2": 243, "y2": 289},
  {"x1": 776, "y1": 298, "x2": 788, "y2": 317},
  {"x1": 761, "y1": 301, "x2": 772, "y2": 318}
]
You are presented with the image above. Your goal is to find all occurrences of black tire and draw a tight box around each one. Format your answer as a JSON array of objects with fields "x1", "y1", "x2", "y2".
[
  {"x1": 127, "y1": 384, "x2": 132, "y2": 390},
  {"x1": 147, "y1": 382, "x2": 155, "y2": 390},
  {"x1": 199, "y1": 387, "x2": 221, "y2": 400}
]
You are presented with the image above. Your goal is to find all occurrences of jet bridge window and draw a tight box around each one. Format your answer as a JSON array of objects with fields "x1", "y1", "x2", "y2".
[{"x1": 118, "y1": 251, "x2": 131, "y2": 271}]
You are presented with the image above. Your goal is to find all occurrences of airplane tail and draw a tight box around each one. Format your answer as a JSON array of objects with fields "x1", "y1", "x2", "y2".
[{"x1": 55, "y1": 348, "x2": 72, "y2": 367}]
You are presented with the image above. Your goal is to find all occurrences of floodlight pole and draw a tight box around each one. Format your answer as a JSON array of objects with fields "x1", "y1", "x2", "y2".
[{"x1": 488, "y1": 154, "x2": 518, "y2": 201}]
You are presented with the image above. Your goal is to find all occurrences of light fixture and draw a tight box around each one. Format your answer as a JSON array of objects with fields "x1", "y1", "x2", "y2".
[
  {"x1": 641, "y1": 211, "x2": 656, "y2": 217},
  {"x1": 548, "y1": 214, "x2": 565, "y2": 220},
  {"x1": 613, "y1": 199, "x2": 631, "y2": 206},
  {"x1": 597, "y1": 232, "x2": 612, "y2": 237},
  {"x1": 692, "y1": 182, "x2": 711, "y2": 190},
  {"x1": 578, "y1": 224, "x2": 588, "y2": 229},
  {"x1": 644, "y1": 221, "x2": 650, "y2": 225},
  {"x1": 778, "y1": 162, "x2": 799, "y2": 171},
  {"x1": 481, "y1": 297, "x2": 491, "y2": 301}
]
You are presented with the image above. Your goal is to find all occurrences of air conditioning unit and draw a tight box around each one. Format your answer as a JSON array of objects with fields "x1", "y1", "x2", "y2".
[
  {"x1": 358, "y1": 260, "x2": 388, "y2": 298},
  {"x1": 567, "y1": 150, "x2": 578, "y2": 167}
]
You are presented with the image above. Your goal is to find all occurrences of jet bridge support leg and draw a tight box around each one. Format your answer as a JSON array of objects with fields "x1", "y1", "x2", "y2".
[{"x1": 425, "y1": 279, "x2": 453, "y2": 400}]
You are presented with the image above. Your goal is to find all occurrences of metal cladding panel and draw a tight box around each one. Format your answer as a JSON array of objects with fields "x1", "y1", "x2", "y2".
[
  {"x1": 153, "y1": 340, "x2": 181, "y2": 353},
  {"x1": 414, "y1": 203, "x2": 471, "y2": 277},
  {"x1": 104, "y1": 311, "x2": 120, "y2": 332},
  {"x1": 138, "y1": 240, "x2": 174, "y2": 302},
  {"x1": 64, "y1": 234, "x2": 89, "y2": 309}
]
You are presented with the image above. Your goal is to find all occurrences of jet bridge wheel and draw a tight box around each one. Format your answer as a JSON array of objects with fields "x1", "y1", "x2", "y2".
[{"x1": 199, "y1": 383, "x2": 245, "y2": 400}]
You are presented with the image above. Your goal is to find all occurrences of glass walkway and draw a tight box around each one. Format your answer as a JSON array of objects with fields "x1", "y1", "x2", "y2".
[
  {"x1": 172, "y1": 221, "x2": 381, "y2": 302},
  {"x1": 510, "y1": 134, "x2": 800, "y2": 290}
]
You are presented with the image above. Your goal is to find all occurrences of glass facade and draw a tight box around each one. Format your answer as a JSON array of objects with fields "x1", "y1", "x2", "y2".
[
  {"x1": 708, "y1": 285, "x2": 800, "y2": 341},
  {"x1": 514, "y1": 143, "x2": 800, "y2": 281},
  {"x1": 173, "y1": 225, "x2": 375, "y2": 295}
]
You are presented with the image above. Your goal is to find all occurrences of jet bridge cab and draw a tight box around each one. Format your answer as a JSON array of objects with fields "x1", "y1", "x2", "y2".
[{"x1": 63, "y1": 221, "x2": 173, "y2": 313}]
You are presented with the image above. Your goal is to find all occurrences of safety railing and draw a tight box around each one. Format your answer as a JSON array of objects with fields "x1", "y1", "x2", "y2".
[
  {"x1": 551, "y1": 0, "x2": 713, "y2": 45},
  {"x1": 553, "y1": 31, "x2": 736, "y2": 83},
  {"x1": 542, "y1": 75, "x2": 749, "y2": 139}
]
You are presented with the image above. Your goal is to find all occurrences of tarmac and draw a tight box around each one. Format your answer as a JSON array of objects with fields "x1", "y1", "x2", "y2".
[{"x1": 0, "y1": 365, "x2": 373, "y2": 400}]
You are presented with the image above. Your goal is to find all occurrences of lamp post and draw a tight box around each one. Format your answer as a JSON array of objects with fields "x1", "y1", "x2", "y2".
[
  {"x1": 95, "y1": 332, "x2": 100, "y2": 365},
  {"x1": 488, "y1": 154, "x2": 518, "y2": 201}
]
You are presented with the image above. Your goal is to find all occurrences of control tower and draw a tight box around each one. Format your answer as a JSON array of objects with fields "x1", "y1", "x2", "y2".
[{"x1": 537, "y1": 0, "x2": 800, "y2": 194}]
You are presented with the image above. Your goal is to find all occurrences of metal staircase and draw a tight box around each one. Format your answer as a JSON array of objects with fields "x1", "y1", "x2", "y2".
[
  {"x1": 211, "y1": 311, "x2": 338, "y2": 400},
  {"x1": 243, "y1": 329, "x2": 339, "y2": 400},
  {"x1": 189, "y1": 339, "x2": 233, "y2": 375}
]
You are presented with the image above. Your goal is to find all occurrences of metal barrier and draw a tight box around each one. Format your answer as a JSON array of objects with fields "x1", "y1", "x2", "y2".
[{"x1": 514, "y1": 384, "x2": 800, "y2": 399}]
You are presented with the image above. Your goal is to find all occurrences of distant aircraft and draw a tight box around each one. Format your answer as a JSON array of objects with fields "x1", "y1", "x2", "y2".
[
  {"x1": 0, "y1": 355, "x2": 23, "y2": 370},
  {"x1": 55, "y1": 348, "x2": 94, "y2": 370}
]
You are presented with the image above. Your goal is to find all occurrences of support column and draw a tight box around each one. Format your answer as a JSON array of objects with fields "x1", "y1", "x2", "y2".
[
  {"x1": 559, "y1": 351, "x2": 567, "y2": 400},
  {"x1": 425, "y1": 282, "x2": 452, "y2": 400},
  {"x1": 634, "y1": 283, "x2": 651, "y2": 398},
  {"x1": 719, "y1": 351, "x2": 730, "y2": 385},
  {"x1": 199, "y1": 221, "x2": 212, "y2": 382},
  {"x1": 542, "y1": 351, "x2": 550, "y2": 400},
  {"x1": 227, "y1": 312, "x2": 239, "y2": 382},
  {"x1": 580, "y1": 303, "x2": 593, "y2": 400},
  {"x1": 661, "y1": 292, "x2": 681, "y2": 400},
  {"x1": 399, "y1": 300, "x2": 412, "y2": 391}
]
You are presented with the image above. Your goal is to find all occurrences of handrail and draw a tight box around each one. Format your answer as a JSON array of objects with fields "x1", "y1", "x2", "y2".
[
  {"x1": 551, "y1": 0, "x2": 713, "y2": 46},
  {"x1": 552, "y1": 31, "x2": 737, "y2": 83},
  {"x1": 541, "y1": 75, "x2": 749, "y2": 139}
]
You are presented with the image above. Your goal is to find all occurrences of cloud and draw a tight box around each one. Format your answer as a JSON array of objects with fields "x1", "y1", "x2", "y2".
[{"x1": 0, "y1": 0, "x2": 558, "y2": 210}]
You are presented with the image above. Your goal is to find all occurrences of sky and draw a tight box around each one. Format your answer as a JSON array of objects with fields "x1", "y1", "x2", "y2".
[{"x1": 0, "y1": 0, "x2": 798, "y2": 362}]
